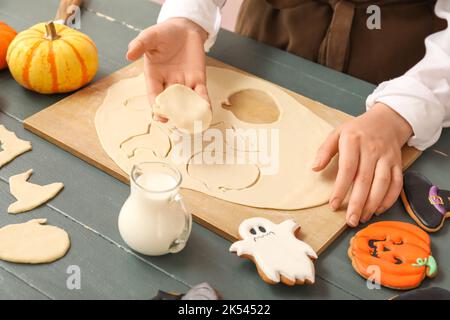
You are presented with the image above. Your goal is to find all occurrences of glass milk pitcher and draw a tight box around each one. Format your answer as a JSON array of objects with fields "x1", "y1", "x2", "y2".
[{"x1": 118, "y1": 162, "x2": 191, "y2": 256}]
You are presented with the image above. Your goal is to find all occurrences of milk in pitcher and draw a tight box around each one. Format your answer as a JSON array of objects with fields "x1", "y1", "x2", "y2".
[{"x1": 118, "y1": 162, "x2": 191, "y2": 256}]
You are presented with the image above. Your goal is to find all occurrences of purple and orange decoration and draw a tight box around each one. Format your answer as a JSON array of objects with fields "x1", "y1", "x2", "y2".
[{"x1": 401, "y1": 171, "x2": 450, "y2": 232}]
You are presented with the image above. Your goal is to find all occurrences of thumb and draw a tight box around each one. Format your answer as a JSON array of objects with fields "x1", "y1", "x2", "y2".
[
  {"x1": 312, "y1": 129, "x2": 340, "y2": 171},
  {"x1": 194, "y1": 84, "x2": 210, "y2": 105},
  {"x1": 126, "y1": 28, "x2": 158, "y2": 61}
]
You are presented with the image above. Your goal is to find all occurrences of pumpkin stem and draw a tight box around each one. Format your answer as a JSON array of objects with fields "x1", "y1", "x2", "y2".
[
  {"x1": 426, "y1": 256, "x2": 438, "y2": 278},
  {"x1": 45, "y1": 21, "x2": 60, "y2": 40}
]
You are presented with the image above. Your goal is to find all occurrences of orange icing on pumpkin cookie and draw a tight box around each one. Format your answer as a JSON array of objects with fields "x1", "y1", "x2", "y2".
[{"x1": 348, "y1": 221, "x2": 437, "y2": 290}]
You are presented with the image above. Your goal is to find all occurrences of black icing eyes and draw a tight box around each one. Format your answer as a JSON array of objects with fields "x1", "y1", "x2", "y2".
[{"x1": 250, "y1": 226, "x2": 268, "y2": 236}]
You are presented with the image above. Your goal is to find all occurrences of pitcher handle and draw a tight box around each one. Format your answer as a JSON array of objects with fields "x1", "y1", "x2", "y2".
[{"x1": 168, "y1": 193, "x2": 192, "y2": 253}]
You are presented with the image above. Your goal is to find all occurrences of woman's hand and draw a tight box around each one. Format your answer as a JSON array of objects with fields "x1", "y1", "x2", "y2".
[
  {"x1": 313, "y1": 103, "x2": 413, "y2": 227},
  {"x1": 126, "y1": 18, "x2": 209, "y2": 122}
]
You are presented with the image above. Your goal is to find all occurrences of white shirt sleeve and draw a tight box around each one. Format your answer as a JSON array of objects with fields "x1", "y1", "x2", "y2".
[
  {"x1": 157, "y1": 0, "x2": 226, "y2": 52},
  {"x1": 366, "y1": 0, "x2": 450, "y2": 151}
]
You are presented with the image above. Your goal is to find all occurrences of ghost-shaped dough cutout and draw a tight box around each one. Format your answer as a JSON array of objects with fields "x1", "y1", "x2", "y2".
[
  {"x1": 0, "y1": 125, "x2": 32, "y2": 168},
  {"x1": 230, "y1": 217, "x2": 317, "y2": 285},
  {"x1": 8, "y1": 169, "x2": 64, "y2": 214},
  {"x1": 0, "y1": 219, "x2": 70, "y2": 264},
  {"x1": 153, "y1": 84, "x2": 212, "y2": 134}
]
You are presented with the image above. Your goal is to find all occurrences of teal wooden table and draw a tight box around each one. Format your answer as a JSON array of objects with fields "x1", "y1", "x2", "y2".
[{"x1": 0, "y1": 0, "x2": 448, "y2": 300}]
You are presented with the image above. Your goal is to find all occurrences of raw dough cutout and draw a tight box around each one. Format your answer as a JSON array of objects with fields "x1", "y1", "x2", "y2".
[
  {"x1": 187, "y1": 150, "x2": 260, "y2": 191},
  {"x1": 209, "y1": 121, "x2": 259, "y2": 152},
  {"x1": 153, "y1": 84, "x2": 212, "y2": 134},
  {"x1": 8, "y1": 169, "x2": 64, "y2": 214},
  {"x1": 0, "y1": 125, "x2": 32, "y2": 168},
  {"x1": 0, "y1": 219, "x2": 70, "y2": 264},
  {"x1": 95, "y1": 67, "x2": 337, "y2": 209},
  {"x1": 222, "y1": 89, "x2": 280, "y2": 124},
  {"x1": 120, "y1": 122, "x2": 171, "y2": 159}
]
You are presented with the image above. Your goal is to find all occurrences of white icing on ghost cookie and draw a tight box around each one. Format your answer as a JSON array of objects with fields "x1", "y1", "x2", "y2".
[{"x1": 230, "y1": 217, "x2": 317, "y2": 285}]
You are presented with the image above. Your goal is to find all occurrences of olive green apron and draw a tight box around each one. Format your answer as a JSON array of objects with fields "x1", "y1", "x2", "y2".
[{"x1": 236, "y1": 0, "x2": 447, "y2": 84}]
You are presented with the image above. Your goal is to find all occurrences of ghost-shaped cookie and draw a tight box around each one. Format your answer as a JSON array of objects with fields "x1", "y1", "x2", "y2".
[{"x1": 230, "y1": 217, "x2": 317, "y2": 285}]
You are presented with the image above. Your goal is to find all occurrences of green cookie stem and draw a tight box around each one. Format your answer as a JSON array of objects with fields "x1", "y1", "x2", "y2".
[{"x1": 412, "y1": 256, "x2": 438, "y2": 277}]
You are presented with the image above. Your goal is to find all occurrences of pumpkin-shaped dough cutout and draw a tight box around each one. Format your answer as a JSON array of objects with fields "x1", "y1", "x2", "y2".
[{"x1": 0, "y1": 219, "x2": 70, "y2": 264}]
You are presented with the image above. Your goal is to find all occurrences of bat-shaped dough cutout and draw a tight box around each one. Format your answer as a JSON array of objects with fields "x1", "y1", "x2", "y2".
[
  {"x1": 230, "y1": 217, "x2": 317, "y2": 285},
  {"x1": 0, "y1": 125, "x2": 32, "y2": 168},
  {"x1": 8, "y1": 169, "x2": 64, "y2": 214}
]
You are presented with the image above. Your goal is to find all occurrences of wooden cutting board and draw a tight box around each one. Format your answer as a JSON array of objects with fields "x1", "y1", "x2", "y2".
[{"x1": 23, "y1": 58, "x2": 421, "y2": 254}]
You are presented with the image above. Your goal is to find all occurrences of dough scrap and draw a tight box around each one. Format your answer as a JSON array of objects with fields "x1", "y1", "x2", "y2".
[
  {"x1": 153, "y1": 84, "x2": 212, "y2": 134},
  {"x1": 95, "y1": 67, "x2": 337, "y2": 210},
  {"x1": 0, "y1": 219, "x2": 70, "y2": 264},
  {"x1": 8, "y1": 169, "x2": 64, "y2": 214},
  {"x1": 0, "y1": 125, "x2": 32, "y2": 168}
]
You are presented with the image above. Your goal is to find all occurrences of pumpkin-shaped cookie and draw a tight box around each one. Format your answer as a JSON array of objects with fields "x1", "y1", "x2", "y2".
[
  {"x1": 348, "y1": 221, "x2": 437, "y2": 290},
  {"x1": 0, "y1": 22, "x2": 17, "y2": 70},
  {"x1": 6, "y1": 21, "x2": 98, "y2": 93}
]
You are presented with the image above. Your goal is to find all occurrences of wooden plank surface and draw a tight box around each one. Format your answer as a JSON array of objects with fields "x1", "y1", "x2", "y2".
[
  {"x1": 23, "y1": 57, "x2": 421, "y2": 255},
  {"x1": 0, "y1": 0, "x2": 448, "y2": 300},
  {"x1": 0, "y1": 268, "x2": 49, "y2": 300}
]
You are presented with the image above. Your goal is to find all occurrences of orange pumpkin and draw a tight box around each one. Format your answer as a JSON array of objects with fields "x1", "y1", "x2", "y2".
[
  {"x1": 348, "y1": 221, "x2": 437, "y2": 290},
  {"x1": 6, "y1": 21, "x2": 98, "y2": 94},
  {"x1": 0, "y1": 22, "x2": 17, "y2": 70}
]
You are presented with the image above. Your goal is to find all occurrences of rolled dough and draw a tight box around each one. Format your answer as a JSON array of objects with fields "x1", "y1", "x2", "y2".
[
  {"x1": 8, "y1": 169, "x2": 64, "y2": 214},
  {"x1": 120, "y1": 122, "x2": 171, "y2": 159},
  {"x1": 154, "y1": 84, "x2": 212, "y2": 134},
  {"x1": 188, "y1": 151, "x2": 261, "y2": 191},
  {"x1": 0, "y1": 125, "x2": 32, "y2": 168},
  {"x1": 0, "y1": 219, "x2": 70, "y2": 264},
  {"x1": 95, "y1": 67, "x2": 337, "y2": 210}
]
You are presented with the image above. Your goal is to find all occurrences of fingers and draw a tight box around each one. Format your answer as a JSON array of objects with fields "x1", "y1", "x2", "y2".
[
  {"x1": 346, "y1": 149, "x2": 377, "y2": 227},
  {"x1": 165, "y1": 73, "x2": 185, "y2": 88},
  {"x1": 194, "y1": 84, "x2": 210, "y2": 104},
  {"x1": 185, "y1": 71, "x2": 209, "y2": 103},
  {"x1": 312, "y1": 130, "x2": 339, "y2": 171},
  {"x1": 360, "y1": 160, "x2": 391, "y2": 223},
  {"x1": 127, "y1": 27, "x2": 158, "y2": 61},
  {"x1": 376, "y1": 165, "x2": 403, "y2": 214},
  {"x1": 143, "y1": 58, "x2": 167, "y2": 122},
  {"x1": 126, "y1": 38, "x2": 146, "y2": 61},
  {"x1": 329, "y1": 134, "x2": 359, "y2": 211},
  {"x1": 144, "y1": 67, "x2": 164, "y2": 105}
]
